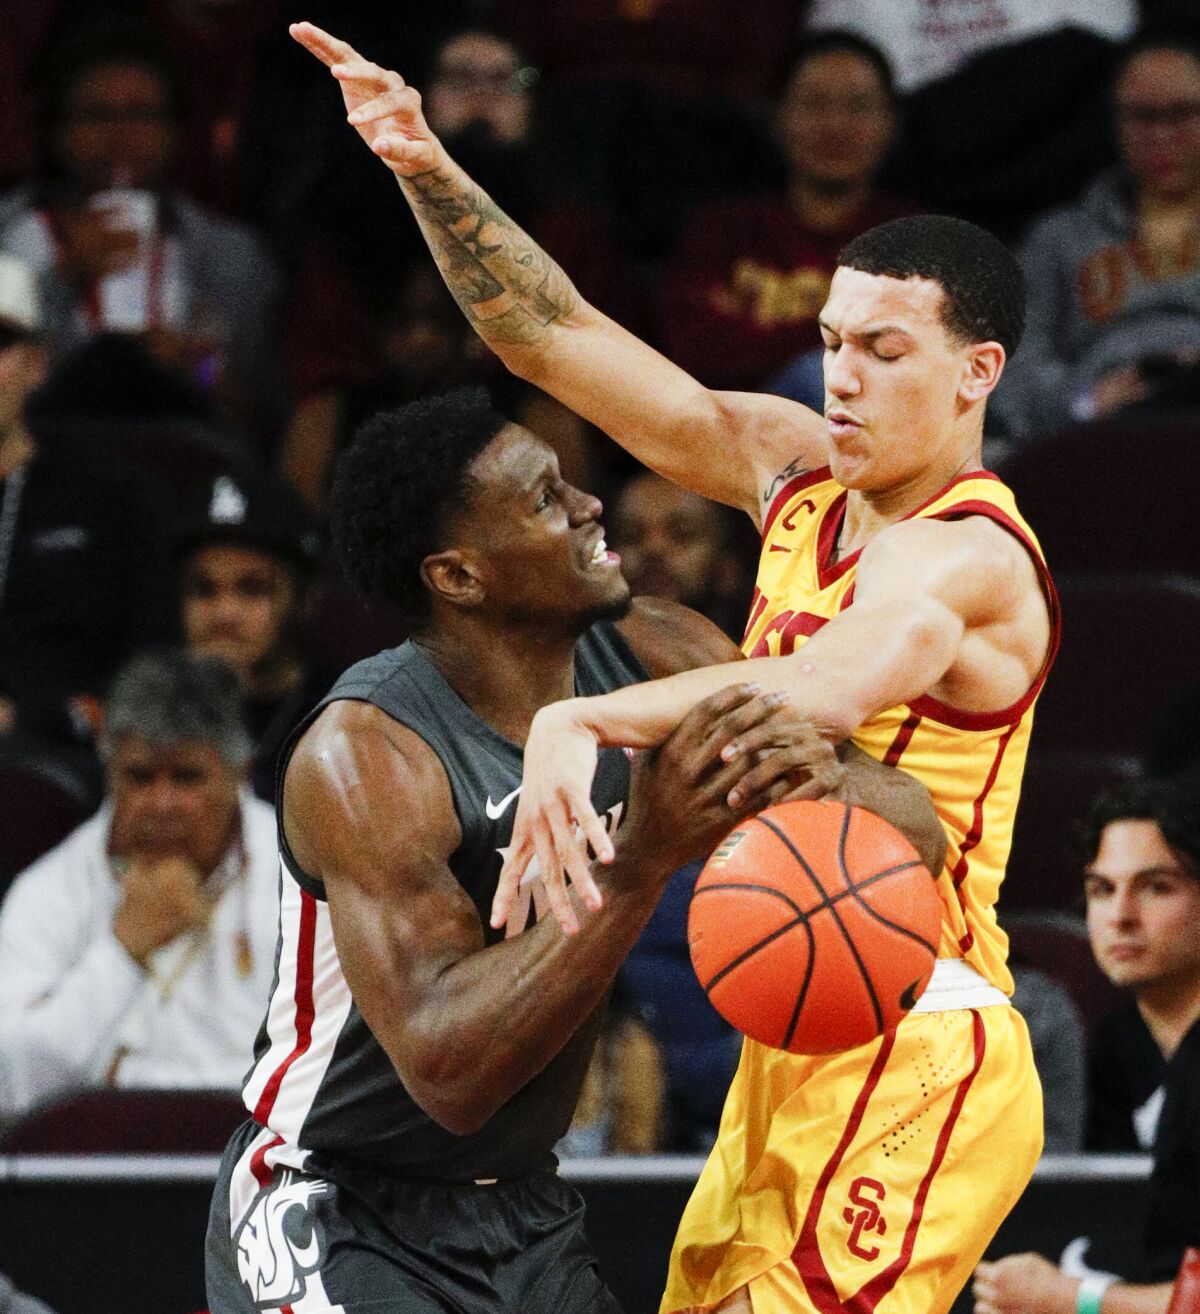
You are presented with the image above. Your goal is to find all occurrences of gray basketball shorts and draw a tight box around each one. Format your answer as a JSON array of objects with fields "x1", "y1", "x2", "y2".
[{"x1": 206, "y1": 1120, "x2": 624, "y2": 1314}]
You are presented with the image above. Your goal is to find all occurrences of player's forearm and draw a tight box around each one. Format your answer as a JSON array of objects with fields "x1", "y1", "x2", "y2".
[
  {"x1": 401, "y1": 856, "x2": 669, "y2": 1134},
  {"x1": 395, "y1": 152, "x2": 582, "y2": 368},
  {"x1": 567, "y1": 600, "x2": 960, "y2": 753},
  {"x1": 838, "y1": 745, "x2": 947, "y2": 876}
]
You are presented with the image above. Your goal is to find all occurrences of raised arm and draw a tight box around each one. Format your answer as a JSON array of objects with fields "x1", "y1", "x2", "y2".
[
  {"x1": 498, "y1": 515, "x2": 1048, "y2": 926},
  {"x1": 289, "y1": 22, "x2": 827, "y2": 521}
]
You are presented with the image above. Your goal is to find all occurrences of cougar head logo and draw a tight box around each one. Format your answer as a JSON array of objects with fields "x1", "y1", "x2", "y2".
[{"x1": 234, "y1": 1169, "x2": 330, "y2": 1307}]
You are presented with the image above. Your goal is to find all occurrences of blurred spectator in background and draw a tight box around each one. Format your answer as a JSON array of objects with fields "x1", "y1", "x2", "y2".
[
  {"x1": 1081, "y1": 779, "x2": 1200, "y2": 1151},
  {"x1": 1009, "y1": 960, "x2": 1087, "y2": 1153},
  {"x1": 0, "y1": 20, "x2": 283, "y2": 446},
  {"x1": 0, "y1": 252, "x2": 177, "y2": 764},
  {"x1": 997, "y1": 32, "x2": 1200, "y2": 436},
  {"x1": 657, "y1": 31, "x2": 914, "y2": 396},
  {"x1": 495, "y1": 0, "x2": 798, "y2": 102},
  {"x1": 617, "y1": 860, "x2": 742, "y2": 1151},
  {"x1": 0, "y1": 651, "x2": 279, "y2": 1121},
  {"x1": 178, "y1": 472, "x2": 331, "y2": 802},
  {"x1": 974, "y1": 778, "x2": 1200, "y2": 1314},
  {"x1": 281, "y1": 264, "x2": 485, "y2": 513},
  {"x1": 145, "y1": 0, "x2": 282, "y2": 216},
  {"x1": 282, "y1": 27, "x2": 642, "y2": 515},
  {"x1": 611, "y1": 470, "x2": 750, "y2": 639},
  {"x1": 809, "y1": 4, "x2": 1140, "y2": 242}
]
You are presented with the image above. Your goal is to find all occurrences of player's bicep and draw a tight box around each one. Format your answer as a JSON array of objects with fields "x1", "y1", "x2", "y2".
[
  {"x1": 284, "y1": 708, "x2": 482, "y2": 1081},
  {"x1": 533, "y1": 307, "x2": 824, "y2": 518}
]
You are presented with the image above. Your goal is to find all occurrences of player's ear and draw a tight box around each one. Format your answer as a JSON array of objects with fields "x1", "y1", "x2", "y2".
[
  {"x1": 959, "y1": 340, "x2": 1006, "y2": 406},
  {"x1": 421, "y1": 549, "x2": 485, "y2": 609}
]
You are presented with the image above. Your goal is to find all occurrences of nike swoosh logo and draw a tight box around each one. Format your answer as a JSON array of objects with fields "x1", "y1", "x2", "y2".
[
  {"x1": 899, "y1": 978, "x2": 924, "y2": 1012},
  {"x1": 485, "y1": 787, "x2": 522, "y2": 821}
]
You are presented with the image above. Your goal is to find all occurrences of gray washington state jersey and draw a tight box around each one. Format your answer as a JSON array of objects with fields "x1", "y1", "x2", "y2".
[{"x1": 238, "y1": 622, "x2": 649, "y2": 1184}]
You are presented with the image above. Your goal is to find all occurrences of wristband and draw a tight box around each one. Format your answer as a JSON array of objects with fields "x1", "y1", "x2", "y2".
[{"x1": 1077, "y1": 1274, "x2": 1116, "y2": 1314}]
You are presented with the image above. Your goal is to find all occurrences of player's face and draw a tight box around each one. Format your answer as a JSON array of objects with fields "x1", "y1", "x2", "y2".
[
  {"x1": 182, "y1": 545, "x2": 298, "y2": 682},
  {"x1": 777, "y1": 50, "x2": 894, "y2": 190},
  {"x1": 819, "y1": 267, "x2": 984, "y2": 491},
  {"x1": 456, "y1": 426, "x2": 630, "y2": 627},
  {"x1": 1115, "y1": 48, "x2": 1200, "y2": 200},
  {"x1": 612, "y1": 475, "x2": 729, "y2": 608},
  {"x1": 1084, "y1": 818, "x2": 1200, "y2": 992},
  {"x1": 108, "y1": 735, "x2": 241, "y2": 872}
]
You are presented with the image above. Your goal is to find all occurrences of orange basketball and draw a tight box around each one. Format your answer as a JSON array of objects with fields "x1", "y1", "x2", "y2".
[{"x1": 688, "y1": 799, "x2": 941, "y2": 1055}]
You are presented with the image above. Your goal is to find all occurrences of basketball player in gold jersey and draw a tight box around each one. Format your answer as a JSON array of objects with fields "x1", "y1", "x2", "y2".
[{"x1": 294, "y1": 22, "x2": 1058, "y2": 1314}]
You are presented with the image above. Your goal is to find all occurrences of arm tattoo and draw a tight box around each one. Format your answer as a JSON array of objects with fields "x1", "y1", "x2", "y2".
[
  {"x1": 762, "y1": 457, "x2": 813, "y2": 505},
  {"x1": 401, "y1": 165, "x2": 580, "y2": 348}
]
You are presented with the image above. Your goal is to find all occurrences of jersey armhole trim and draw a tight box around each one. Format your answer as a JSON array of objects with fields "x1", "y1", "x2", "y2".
[
  {"x1": 904, "y1": 499, "x2": 1062, "y2": 732},
  {"x1": 762, "y1": 466, "x2": 833, "y2": 541}
]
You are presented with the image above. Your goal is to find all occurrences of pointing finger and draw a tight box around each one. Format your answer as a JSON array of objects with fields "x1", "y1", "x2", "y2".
[{"x1": 289, "y1": 22, "x2": 360, "y2": 68}]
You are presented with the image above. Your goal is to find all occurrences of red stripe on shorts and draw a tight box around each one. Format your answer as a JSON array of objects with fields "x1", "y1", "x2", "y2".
[
  {"x1": 791, "y1": 1012, "x2": 988, "y2": 1314},
  {"x1": 253, "y1": 891, "x2": 318, "y2": 1126},
  {"x1": 250, "y1": 1134, "x2": 284, "y2": 1190},
  {"x1": 791, "y1": 1031, "x2": 897, "y2": 1301}
]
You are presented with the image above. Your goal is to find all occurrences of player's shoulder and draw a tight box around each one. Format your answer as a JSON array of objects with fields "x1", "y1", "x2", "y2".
[
  {"x1": 862, "y1": 515, "x2": 1036, "y2": 611},
  {"x1": 616, "y1": 596, "x2": 741, "y2": 678}
]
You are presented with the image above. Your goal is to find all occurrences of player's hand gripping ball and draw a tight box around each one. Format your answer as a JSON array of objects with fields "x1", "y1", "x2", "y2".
[{"x1": 688, "y1": 799, "x2": 941, "y2": 1054}]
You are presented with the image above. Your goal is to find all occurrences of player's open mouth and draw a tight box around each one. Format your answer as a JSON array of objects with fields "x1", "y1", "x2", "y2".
[{"x1": 588, "y1": 536, "x2": 620, "y2": 568}]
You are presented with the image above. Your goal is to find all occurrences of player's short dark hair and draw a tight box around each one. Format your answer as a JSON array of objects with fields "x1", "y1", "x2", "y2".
[
  {"x1": 1077, "y1": 778, "x2": 1200, "y2": 877},
  {"x1": 782, "y1": 29, "x2": 896, "y2": 103},
  {"x1": 838, "y1": 215, "x2": 1027, "y2": 358},
  {"x1": 329, "y1": 387, "x2": 508, "y2": 627}
]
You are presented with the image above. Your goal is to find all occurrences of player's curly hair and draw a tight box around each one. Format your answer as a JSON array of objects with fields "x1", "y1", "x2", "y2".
[
  {"x1": 1077, "y1": 777, "x2": 1200, "y2": 877},
  {"x1": 839, "y1": 215, "x2": 1027, "y2": 358},
  {"x1": 329, "y1": 388, "x2": 507, "y2": 627}
]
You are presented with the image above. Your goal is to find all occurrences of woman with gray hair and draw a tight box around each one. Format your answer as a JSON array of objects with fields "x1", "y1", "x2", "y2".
[{"x1": 0, "y1": 649, "x2": 280, "y2": 1121}]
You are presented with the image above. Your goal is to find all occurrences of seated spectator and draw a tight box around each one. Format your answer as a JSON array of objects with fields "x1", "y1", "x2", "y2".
[
  {"x1": 0, "y1": 651, "x2": 279, "y2": 1120},
  {"x1": 179, "y1": 472, "x2": 333, "y2": 801},
  {"x1": 658, "y1": 31, "x2": 916, "y2": 394},
  {"x1": 611, "y1": 470, "x2": 752, "y2": 640},
  {"x1": 996, "y1": 32, "x2": 1200, "y2": 436},
  {"x1": 0, "y1": 20, "x2": 283, "y2": 446},
  {"x1": 972, "y1": 778, "x2": 1200, "y2": 1314},
  {"x1": 0, "y1": 252, "x2": 178, "y2": 761},
  {"x1": 1082, "y1": 779, "x2": 1200, "y2": 1152}
]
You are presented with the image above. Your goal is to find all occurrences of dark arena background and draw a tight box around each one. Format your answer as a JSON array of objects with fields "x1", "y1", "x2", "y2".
[{"x1": 1, "y1": 1, "x2": 1198, "y2": 1311}]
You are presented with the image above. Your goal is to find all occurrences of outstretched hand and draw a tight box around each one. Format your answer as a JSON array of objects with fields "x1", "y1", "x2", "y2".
[{"x1": 290, "y1": 22, "x2": 443, "y2": 176}]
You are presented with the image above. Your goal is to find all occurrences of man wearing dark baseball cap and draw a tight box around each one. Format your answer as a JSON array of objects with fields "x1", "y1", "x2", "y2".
[{"x1": 178, "y1": 473, "x2": 331, "y2": 800}]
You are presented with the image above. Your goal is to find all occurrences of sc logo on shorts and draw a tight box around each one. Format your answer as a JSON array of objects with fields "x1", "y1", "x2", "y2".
[{"x1": 843, "y1": 1176, "x2": 888, "y2": 1261}]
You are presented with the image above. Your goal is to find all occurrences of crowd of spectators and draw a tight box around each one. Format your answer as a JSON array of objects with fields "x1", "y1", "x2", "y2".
[{"x1": 0, "y1": 9, "x2": 1198, "y2": 1307}]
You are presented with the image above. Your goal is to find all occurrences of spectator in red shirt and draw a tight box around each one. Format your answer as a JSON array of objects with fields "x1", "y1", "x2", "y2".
[{"x1": 657, "y1": 31, "x2": 917, "y2": 393}]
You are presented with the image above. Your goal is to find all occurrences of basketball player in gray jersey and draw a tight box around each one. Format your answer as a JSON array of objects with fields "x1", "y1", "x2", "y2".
[{"x1": 205, "y1": 388, "x2": 945, "y2": 1314}]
